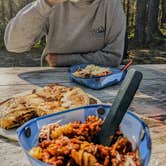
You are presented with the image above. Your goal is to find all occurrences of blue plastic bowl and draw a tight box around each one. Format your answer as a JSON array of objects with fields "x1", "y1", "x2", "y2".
[
  {"x1": 69, "y1": 64, "x2": 126, "y2": 89},
  {"x1": 17, "y1": 104, "x2": 151, "y2": 166}
]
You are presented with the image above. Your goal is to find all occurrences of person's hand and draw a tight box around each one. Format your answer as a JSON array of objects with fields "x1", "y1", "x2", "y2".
[
  {"x1": 45, "y1": 0, "x2": 67, "y2": 6},
  {"x1": 45, "y1": 53, "x2": 57, "y2": 67}
]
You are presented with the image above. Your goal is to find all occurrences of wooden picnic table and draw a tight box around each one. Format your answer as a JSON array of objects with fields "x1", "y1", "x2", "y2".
[{"x1": 0, "y1": 64, "x2": 165, "y2": 166}]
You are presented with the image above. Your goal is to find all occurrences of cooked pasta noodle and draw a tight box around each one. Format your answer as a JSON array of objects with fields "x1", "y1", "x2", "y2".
[
  {"x1": 30, "y1": 116, "x2": 140, "y2": 166},
  {"x1": 73, "y1": 65, "x2": 112, "y2": 78}
]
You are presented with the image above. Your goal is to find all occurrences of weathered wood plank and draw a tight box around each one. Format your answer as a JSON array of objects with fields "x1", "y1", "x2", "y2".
[
  {"x1": 0, "y1": 65, "x2": 165, "y2": 86},
  {"x1": 0, "y1": 80, "x2": 165, "y2": 116},
  {"x1": 0, "y1": 65, "x2": 165, "y2": 166},
  {"x1": 0, "y1": 64, "x2": 165, "y2": 73}
]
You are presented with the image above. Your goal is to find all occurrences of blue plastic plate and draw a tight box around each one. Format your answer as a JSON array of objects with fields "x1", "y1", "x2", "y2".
[
  {"x1": 17, "y1": 104, "x2": 151, "y2": 166},
  {"x1": 69, "y1": 64, "x2": 126, "y2": 89}
]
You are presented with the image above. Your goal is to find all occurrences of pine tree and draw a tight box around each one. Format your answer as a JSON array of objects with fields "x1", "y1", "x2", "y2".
[
  {"x1": 146, "y1": 0, "x2": 160, "y2": 43},
  {"x1": 134, "y1": 0, "x2": 148, "y2": 44}
]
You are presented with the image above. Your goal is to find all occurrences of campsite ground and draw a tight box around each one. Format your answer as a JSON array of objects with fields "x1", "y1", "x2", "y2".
[{"x1": 0, "y1": 46, "x2": 166, "y2": 67}]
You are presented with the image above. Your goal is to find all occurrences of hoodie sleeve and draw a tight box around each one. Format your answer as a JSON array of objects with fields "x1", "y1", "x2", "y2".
[
  {"x1": 55, "y1": 0, "x2": 126, "y2": 67},
  {"x1": 4, "y1": 0, "x2": 51, "y2": 53}
]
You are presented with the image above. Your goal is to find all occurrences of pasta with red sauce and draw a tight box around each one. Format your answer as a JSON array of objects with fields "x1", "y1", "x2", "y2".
[{"x1": 29, "y1": 116, "x2": 140, "y2": 166}]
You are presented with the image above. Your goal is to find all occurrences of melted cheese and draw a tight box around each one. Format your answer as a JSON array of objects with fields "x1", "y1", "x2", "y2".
[
  {"x1": 73, "y1": 64, "x2": 112, "y2": 78},
  {"x1": 0, "y1": 85, "x2": 91, "y2": 129}
]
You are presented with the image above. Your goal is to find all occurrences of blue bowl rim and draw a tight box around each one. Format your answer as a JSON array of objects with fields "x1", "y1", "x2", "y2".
[
  {"x1": 17, "y1": 104, "x2": 151, "y2": 143},
  {"x1": 17, "y1": 104, "x2": 152, "y2": 165},
  {"x1": 69, "y1": 63, "x2": 126, "y2": 80}
]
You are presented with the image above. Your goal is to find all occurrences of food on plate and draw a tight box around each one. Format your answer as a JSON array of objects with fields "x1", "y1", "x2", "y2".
[
  {"x1": 73, "y1": 64, "x2": 112, "y2": 78},
  {"x1": 0, "y1": 84, "x2": 97, "y2": 129},
  {"x1": 0, "y1": 108, "x2": 38, "y2": 129},
  {"x1": 30, "y1": 116, "x2": 140, "y2": 166}
]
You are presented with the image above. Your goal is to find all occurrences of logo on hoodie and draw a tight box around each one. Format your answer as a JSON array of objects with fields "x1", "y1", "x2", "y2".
[
  {"x1": 92, "y1": 25, "x2": 105, "y2": 38},
  {"x1": 96, "y1": 26, "x2": 105, "y2": 33}
]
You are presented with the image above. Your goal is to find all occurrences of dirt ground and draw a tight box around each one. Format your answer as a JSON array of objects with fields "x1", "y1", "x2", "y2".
[
  {"x1": 0, "y1": 47, "x2": 166, "y2": 67},
  {"x1": 0, "y1": 49, "x2": 41, "y2": 67},
  {"x1": 128, "y1": 48, "x2": 166, "y2": 64}
]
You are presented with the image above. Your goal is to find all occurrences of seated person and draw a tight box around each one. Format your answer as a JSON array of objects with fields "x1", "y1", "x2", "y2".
[{"x1": 4, "y1": 0, "x2": 126, "y2": 67}]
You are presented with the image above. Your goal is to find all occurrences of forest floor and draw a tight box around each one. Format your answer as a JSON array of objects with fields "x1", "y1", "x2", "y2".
[{"x1": 0, "y1": 46, "x2": 166, "y2": 67}]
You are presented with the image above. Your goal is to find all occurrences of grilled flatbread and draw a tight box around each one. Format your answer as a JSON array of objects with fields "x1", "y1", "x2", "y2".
[{"x1": 0, "y1": 84, "x2": 98, "y2": 129}]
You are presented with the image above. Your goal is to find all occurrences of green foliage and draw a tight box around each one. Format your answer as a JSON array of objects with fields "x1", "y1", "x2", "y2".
[
  {"x1": 160, "y1": 23, "x2": 166, "y2": 35},
  {"x1": 33, "y1": 41, "x2": 43, "y2": 48},
  {"x1": 128, "y1": 27, "x2": 135, "y2": 40},
  {"x1": 33, "y1": 38, "x2": 46, "y2": 49}
]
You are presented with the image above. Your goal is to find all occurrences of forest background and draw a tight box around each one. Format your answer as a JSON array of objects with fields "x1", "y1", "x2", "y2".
[{"x1": 0, "y1": 0, "x2": 165, "y2": 67}]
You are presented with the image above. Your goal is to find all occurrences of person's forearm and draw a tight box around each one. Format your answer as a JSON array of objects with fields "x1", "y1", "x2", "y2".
[
  {"x1": 55, "y1": 30, "x2": 125, "y2": 67},
  {"x1": 56, "y1": 17, "x2": 126, "y2": 67},
  {"x1": 55, "y1": 49, "x2": 122, "y2": 67},
  {"x1": 4, "y1": 0, "x2": 52, "y2": 53}
]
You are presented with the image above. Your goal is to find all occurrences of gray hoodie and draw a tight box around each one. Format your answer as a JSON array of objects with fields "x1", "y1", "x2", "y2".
[{"x1": 4, "y1": 0, "x2": 126, "y2": 66}]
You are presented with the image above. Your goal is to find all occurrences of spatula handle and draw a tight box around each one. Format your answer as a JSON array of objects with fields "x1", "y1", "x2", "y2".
[
  {"x1": 121, "y1": 59, "x2": 133, "y2": 72},
  {"x1": 95, "y1": 69, "x2": 143, "y2": 146}
]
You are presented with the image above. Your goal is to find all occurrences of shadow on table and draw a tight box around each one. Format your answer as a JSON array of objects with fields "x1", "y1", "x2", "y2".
[
  {"x1": 129, "y1": 66, "x2": 166, "y2": 119},
  {"x1": 18, "y1": 66, "x2": 166, "y2": 117},
  {"x1": 18, "y1": 68, "x2": 72, "y2": 87}
]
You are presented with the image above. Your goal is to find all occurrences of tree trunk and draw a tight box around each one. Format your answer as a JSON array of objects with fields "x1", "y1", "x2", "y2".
[
  {"x1": 20, "y1": 0, "x2": 26, "y2": 8},
  {"x1": 1, "y1": 0, "x2": 5, "y2": 21},
  {"x1": 161, "y1": 0, "x2": 166, "y2": 25},
  {"x1": 8, "y1": 0, "x2": 14, "y2": 19},
  {"x1": 126, "y1": 0, "x2": 130, "y2": 27},
  {"x1": 131, "y1": 1, "x2": 136, "y2": 27},
  {"x1": 20, "y1": 0, "x2": 32, "y2": 8},
  {"x1": 146, "y1": 0, "x2": 160, "y2": 43},
  {"x1": 123, "y1": 0, "x2": 127, "y2": 13},
  {"x1": 134, "y1": 0, "x2": 148, "y2": 44}
]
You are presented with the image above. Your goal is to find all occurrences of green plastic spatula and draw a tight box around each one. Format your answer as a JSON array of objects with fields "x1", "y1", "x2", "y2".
[{"x1": 95, "y1": 69, "x2": 143, "y2": 146}]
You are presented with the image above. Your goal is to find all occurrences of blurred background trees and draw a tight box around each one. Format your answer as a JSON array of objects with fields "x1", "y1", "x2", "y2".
[
  {"x1": 0, "y1": 0, "x2": 165, "y2": 48},
  {"x1": 123, "y1": 0, "x2": 165, "y2": 45}
]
